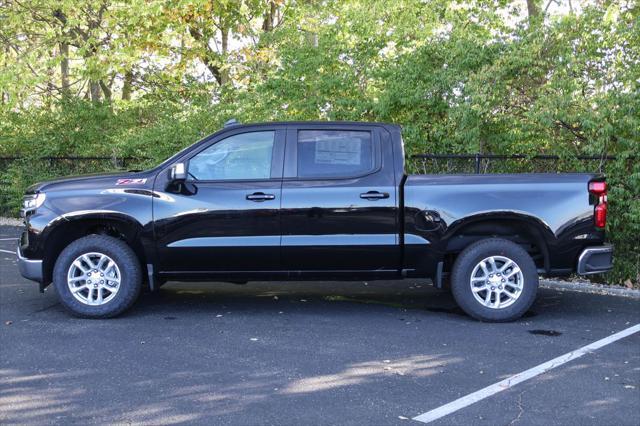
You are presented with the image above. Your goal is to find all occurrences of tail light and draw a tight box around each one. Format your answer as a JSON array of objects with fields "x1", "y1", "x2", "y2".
[{"x1": 589, "y1": 181, "x2": 607, "y2": 228}]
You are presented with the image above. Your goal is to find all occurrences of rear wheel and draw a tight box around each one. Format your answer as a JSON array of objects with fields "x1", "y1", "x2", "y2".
[
  {"x1": 53, "y1": 235, "x2": 142, "y2": 318},
  {"x1": 450, "y1": 238, "x2": 538, "y2": 322}
]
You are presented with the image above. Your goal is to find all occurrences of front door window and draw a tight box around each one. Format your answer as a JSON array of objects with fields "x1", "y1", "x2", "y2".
[{"x1": 189, "y1": 131, "x2": 275, "y2": 180}]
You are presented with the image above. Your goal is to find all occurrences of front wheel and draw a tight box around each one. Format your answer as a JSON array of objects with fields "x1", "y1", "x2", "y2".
[
  {"x1": 53, "y1": 235, "x2": 142, "y2": 318},
  {"x1": 450, "y1": 238, "x2": 538, "y2": 322}
]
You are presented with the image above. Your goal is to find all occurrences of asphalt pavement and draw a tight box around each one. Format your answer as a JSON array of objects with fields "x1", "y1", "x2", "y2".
[{"x1": 1, "y1": 225, "x2": 639, "y2": 425}]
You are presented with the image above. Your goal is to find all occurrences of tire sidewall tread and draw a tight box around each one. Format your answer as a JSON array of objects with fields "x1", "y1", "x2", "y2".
[
  {"x1": 52, "y1": 235, "x2": 142, "y2": 319},
  {"x1": 450, "y1": 238, "x2": 539, "y2": 322}
]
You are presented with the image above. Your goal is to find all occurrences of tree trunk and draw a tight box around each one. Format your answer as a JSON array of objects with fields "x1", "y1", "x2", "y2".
[
  {"x1": 188, "y1": 26, "x2": 222, "y2": 85},
  {"x1": 99, "y1": 80, "x2": 112, "y2": 102},
  {"x1": 527, "y1": 0, "x2": 540, "y2": 25},
  {"x1": 220, "y1": 27, "x2": 229, "y2": 85},
  {"x1": 59, "y1": 42, "x2": 70, "y2": 98},
  {"x1": 89, "y1": 81, "x2": 101, "y2": 103},
  {"x1": 122, "y1": 70, "x2": 133, "y2": 100},
  {"x1": 262, "y1": 1, "x2": 276, "y2": 32}
]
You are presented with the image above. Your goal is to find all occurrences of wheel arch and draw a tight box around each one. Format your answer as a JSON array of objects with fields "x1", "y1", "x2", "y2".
[
  {"x1": 42, "y1": 213, "x2": 148, "y2": 284},
  {"x1": 442, "y1": 212, "x2": 553, "y2": 273}
]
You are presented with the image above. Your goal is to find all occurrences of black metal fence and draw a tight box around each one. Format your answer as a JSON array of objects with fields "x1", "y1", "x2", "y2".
[
  {"x1": 407, "y1": 154, "x2": 624, "y2": 175},
  {"x1": 0, "y1": 156, "x2": 147, "y2": 172}
]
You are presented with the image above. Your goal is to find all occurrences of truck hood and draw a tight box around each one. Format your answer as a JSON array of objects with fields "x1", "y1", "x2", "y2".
[{"x1": 26, "y1": 171, "x2": 153, "y2": 194}]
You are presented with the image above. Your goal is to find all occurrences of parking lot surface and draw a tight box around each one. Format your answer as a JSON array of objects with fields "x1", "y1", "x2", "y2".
[{"x1": 1, "y1": 225, "x2": 639, "y2": 425}]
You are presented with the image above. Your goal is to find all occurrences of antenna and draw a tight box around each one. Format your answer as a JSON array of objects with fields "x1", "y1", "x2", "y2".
[{"x1": 224, "y1": 118, "x2": 240, "y2": 127}]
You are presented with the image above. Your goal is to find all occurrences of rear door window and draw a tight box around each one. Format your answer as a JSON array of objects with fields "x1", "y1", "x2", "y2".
[{"x1": 297, "y1": 130, "x2": 374, "y2": 178}]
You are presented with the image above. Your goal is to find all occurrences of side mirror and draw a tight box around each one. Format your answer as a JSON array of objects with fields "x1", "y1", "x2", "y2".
[{"x1": 169, "y1": 163, "x2": 187, "y2": 182}]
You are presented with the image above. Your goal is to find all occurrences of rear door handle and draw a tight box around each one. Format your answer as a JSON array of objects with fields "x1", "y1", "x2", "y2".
[
  {"x1": 360, "y1": 191, "x2": 389, "y2": 200},
  {"x1": 246, "y1": 192, "x2": 276, "y2": 202}
]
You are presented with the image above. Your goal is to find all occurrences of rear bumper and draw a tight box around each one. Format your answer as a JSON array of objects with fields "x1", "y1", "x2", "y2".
[
  {"x1": 577, "y1": 245, "x2": 613, "y2": 275},
  {"x1": 17, "y1": 243, "x2": 43, "y2": 283}
]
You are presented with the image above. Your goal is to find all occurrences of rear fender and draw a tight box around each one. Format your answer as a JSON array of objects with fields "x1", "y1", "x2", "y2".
[{"x1": 443, "y1": 211, "x2": 554, "y2": 272}]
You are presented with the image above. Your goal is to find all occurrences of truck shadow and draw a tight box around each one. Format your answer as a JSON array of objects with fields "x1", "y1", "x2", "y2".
[
  {"x1": 132, "y1": 279, "x2": 455, "y2": 313},
  {"x1": 130, "y1": 280, "x2": 540, "y2": 320}
]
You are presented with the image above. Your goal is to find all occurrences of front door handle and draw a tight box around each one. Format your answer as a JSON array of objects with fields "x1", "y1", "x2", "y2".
[
  {"x1": 246, "y1": 192, "x2": 276, "y2": 202},
  {"x1": 360, "y1": 191, "x2": 389, "y2": 200}
]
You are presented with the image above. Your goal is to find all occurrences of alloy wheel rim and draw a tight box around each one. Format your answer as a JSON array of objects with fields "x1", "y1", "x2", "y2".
[
  {"x1": 469, "y1": 255, "x2": 524, "y2": 309},
  {"x1": 67, "y1": 252, "x2": 121, "y2": 306}
]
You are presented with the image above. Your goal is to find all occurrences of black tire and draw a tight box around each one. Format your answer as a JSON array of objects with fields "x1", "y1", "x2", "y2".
[
  {"x1": 450, "y1": 238, "x2": 538, "y2": 322},
  {"x1": 53, "y1": 235, "x2": 142, "y2": 318}
]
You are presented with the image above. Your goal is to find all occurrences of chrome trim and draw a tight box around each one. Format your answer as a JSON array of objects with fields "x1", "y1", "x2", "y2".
[
  {"x1": 405, "y1": 234, "x2": 431, "y2": 245},
  {"x1": 282, "y1": 234, "x2": 397, "y2": 246},
  {"x1": 169, "y1": 235, "x2": 280, "y2": 248},
  {"x1": 168, "y1": 234, "x2": 401, "y2": 248},
  {"x1": 577, "y1": 245, "x2": 613, "y2": 275},
  {"x1": 16, "y1": 244, "x2": 44, "y2": 283}
]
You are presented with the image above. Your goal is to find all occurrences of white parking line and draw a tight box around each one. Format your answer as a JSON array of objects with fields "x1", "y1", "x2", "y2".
[
  {"x1": 0, "y1": 238, "x2": 18, "y2": 241},
  {"x1": 0, "y1": 249, "x2": 16, "y2": 255},
  {"x1": 413, "y1": 323, "x2": 640, "y2": 424}
]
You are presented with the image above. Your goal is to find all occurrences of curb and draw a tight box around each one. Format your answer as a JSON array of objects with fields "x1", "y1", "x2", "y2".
[
  {"x1": 541, "y1": 279, "x2": 640, "y2": 299},
  {"x1": 0, "y1": 217, "x2": 22, "y2": 226}
]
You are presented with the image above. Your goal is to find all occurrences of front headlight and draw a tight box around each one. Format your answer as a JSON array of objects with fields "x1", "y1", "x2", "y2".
[{"x1": 23, "y1": 193, "x2": 46, "y2": 210}]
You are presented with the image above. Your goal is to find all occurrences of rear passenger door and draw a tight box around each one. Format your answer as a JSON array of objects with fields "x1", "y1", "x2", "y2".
[{"x1": 280, "y1": 124, "x2": 400, "y2": 276}]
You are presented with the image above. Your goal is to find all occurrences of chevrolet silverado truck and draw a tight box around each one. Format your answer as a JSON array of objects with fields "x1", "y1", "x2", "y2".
[{"x1": 17, "y1": 121, "x2": 613, "y2": 321}]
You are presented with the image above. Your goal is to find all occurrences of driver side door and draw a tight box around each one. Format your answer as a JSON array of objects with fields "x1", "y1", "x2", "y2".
[{"x1": 153, "y1": 126, "x2": 285, "y2": 278}]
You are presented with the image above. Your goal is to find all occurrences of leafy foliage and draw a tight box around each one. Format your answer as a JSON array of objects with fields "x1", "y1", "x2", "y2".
[{"x1": 0, "y1": 0, "x2": 638, "y2": 284}]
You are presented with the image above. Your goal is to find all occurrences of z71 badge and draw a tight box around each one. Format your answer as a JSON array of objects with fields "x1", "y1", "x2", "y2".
[{"x1": 116, "y1": 178, "x2": 147, "y2": 185}]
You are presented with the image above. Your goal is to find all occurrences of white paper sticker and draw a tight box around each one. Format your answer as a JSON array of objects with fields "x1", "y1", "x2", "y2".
[{"x1": 315, "y1": 139, "x2": 362, "y2": 165}]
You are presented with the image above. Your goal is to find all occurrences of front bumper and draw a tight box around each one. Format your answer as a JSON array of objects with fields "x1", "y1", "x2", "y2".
[
  {"x1": 17, "y1": 243, "x2": 44, "y2": 283},
  {"x1": 577, "y1": 244, "x2": 613, "y2": 275}
]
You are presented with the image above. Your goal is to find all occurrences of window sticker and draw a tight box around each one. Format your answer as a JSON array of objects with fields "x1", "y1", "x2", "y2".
[{"x1": 315, "y1": 139, "x2": 362, "y2": 165}]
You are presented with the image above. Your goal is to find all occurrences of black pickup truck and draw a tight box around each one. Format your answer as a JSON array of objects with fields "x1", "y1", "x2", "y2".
[{"x1": 18, "y1": 121, "x2": 613, "y2": 321}]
